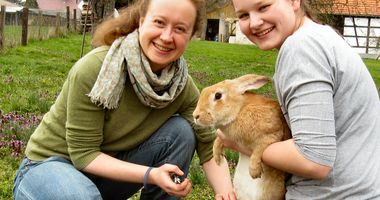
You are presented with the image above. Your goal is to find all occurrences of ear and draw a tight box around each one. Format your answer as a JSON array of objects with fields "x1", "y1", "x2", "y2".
[
  {"x1": 139, "y1": 17, "x2": 145, "y2": 28},
  {"x1": 291, "y1": 0, "x2": 301, "y2": 11},
  {"x1": 234, "y1": 74, "x2": 270, "y2": 94}
]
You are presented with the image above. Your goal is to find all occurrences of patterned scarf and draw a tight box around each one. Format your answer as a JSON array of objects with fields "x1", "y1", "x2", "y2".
[{"x1": 88, "y1": 30, "x2": 188, "y2": 109}]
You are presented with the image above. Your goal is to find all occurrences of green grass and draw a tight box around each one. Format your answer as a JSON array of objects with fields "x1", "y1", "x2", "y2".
[
  {"x1": 186, "y1": 41, "x2": 279, "y2": 100},
  {"x1": 186, "y1": 41, "x2": 277, "y2": 83},
  {"x1": 364, "y1": 58, "x2": 380, "y2": 87},
  {"x1": 0, "y1": 34, "x2": 379, "y2": 200},
  {"x1": 0, "y1": 33, "x2": 91, "y2": 114}
]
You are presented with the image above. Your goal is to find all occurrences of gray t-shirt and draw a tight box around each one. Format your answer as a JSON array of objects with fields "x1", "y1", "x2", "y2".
[{"x1": 274, "y1": 21, "x2": 380, "y2": 199}]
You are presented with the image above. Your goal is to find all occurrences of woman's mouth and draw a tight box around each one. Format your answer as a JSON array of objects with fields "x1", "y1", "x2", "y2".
[
  {"x1": 154, "y1": 43, "x2": 172, "y2": 52},
  {"x1": 255, "y1": 27, "x2": 274, "y2": 37}
]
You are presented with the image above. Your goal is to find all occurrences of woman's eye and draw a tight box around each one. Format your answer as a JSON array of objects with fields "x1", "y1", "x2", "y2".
[
  {"x1": 154, "y1": 19, "x2": 164, "y2": 26},
  {"x1": 214, "y1": 92, "x2": 222, "y2": 100},
  {"x1": 259, "y1": 5, "x2": 270, "y2": 11},
  {"x1": 238, "y1": 13, "x2": 249, "y2": 20},
  {"x1": 175, "y1": 27, "x2": 187, "y2": 33}
]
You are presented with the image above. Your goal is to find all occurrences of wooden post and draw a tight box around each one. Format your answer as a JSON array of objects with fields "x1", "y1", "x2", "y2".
[
  {"x1": 55, "y1": 12, "x2": 61, "y2": 36},
  {"x1": 365, "y1": 18, "x2": 371, "y2": 54},
  {"x1": 352, "y1": 17, "x2": 359, "y2": 48},
  {"x1": 91, "y1": 5, "x2": 95, "y2": 35},
  {"x1": 21, "y1": 7, "x2": 29, "y2": 46},
  {"x1": 199, "y1": 1, "x2": 207, "y2": 40},
  {"x1": 73, "y1": 9, "x2": 77, "y2": 32},
  {"x1": 37, "y1": 10, "x2": 42, "y2": 40},
  {"x1": 0, "y1": 6, "x2": 6, "y2": 50},
  {"x1": 81, "y1": 1, "x2": 91, "y2": 57},
  {"x1": 66, "y1": 6, "x2": 70, "y2": 32}
]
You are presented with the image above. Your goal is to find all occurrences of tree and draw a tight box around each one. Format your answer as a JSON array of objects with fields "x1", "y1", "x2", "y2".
[
  {"x1": 205, "y1": 0, "x2": 230, "y2": 12},
  {"x1": 309, "y1": 0, "x2": 347, "y2": 33},
  {"x1": 91, "y1": 0, "x2": 115, "y2": 26},
  {"x1": 197, "y1": 0, "x2": 230, "y2": 40},
  {"x1": 24, "y1": 0, "x2": 39, "y2": 8}
]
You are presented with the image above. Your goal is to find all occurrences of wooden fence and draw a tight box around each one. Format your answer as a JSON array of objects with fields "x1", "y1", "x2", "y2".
[{"x1": 0, "y1": 5, "x2": 80, "y2": 50}]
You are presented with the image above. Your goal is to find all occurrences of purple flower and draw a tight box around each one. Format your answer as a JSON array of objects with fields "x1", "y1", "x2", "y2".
[{"x1": 0, "y1": 112, "x2": 41, "y2": 158}]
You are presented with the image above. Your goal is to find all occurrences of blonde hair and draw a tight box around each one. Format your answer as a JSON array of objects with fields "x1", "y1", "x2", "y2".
[{"x1": 92, "y1": 0, "x2": 204, "y2": 47}]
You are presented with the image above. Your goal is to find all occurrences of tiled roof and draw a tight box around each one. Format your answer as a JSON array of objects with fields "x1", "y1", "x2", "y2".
[
  {"x1": 317, "y1": 0, "x2": 380, "y2": 16},
  {"x1": 36, "y1": 0, "x2": 78, "y2": 11}
]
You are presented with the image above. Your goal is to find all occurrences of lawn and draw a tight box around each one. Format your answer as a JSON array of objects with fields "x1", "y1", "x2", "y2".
[{"x1": 1, "y1": 33, "x2": 379, "y2": 200}]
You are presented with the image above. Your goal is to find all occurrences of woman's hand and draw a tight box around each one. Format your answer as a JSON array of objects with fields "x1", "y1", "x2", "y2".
[
  {"x1": 215, "y1": 191, "x2": 237, "y2": 200},
  {"x1": 216, "y1": 129, "x2": 252, "y2": 156},
  {"x1": 216, "y1": 129, "x2": 238, "y2": 150},
  {"x1": 149, "y1": 164, "x2": 192, "y2": 197},
  {"x1": 202, "y1": 157, "x2": 236, "y2": 200}
]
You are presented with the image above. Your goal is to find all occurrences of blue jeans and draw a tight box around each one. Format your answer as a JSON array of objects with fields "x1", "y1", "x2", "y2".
[{"x1": 13, "y1": 116, "x2": 196, "y2": 200}]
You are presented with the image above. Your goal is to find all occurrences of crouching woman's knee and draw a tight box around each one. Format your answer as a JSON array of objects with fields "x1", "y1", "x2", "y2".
[{"x1": 168, "y1": 115, "x2": 196, "y2": 150}]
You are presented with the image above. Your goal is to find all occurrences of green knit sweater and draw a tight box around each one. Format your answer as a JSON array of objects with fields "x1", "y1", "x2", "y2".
[{"x1": 25, "y1": 46, "x2": 215, "y2": 170}]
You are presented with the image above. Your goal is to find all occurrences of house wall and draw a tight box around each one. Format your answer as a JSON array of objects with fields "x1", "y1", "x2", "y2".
[
  {"x1": 232, "y1": 16, "x2": 380, "y2": 54},
  {"x1": 205, "y1": 1, "x2": 380, "y2": 54},
  {"x1": 314, "y1": 0, "x2": 380, "y2": 56},
  {"x1": 343, "y1": 17, "x2": 380, "y2": 55},
  {"x1": 331, "y1": 0, "x2": 380, "y2": 16},
  {"x1": 229, "y1": 22, "x2": 252, "y2": 45},
  {"x1": 206, "y1": 3, "x2": 235, "y2": 42}
]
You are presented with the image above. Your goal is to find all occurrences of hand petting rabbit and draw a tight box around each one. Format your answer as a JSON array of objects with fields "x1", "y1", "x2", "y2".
[{"x1": 193, "y1": 74, "x2": 291, "y2": 200}]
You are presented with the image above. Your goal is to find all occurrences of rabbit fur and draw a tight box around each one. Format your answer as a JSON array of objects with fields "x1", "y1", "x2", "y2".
[{"x1": 193, "y1": 74, "x2": 291, "y2": 200}]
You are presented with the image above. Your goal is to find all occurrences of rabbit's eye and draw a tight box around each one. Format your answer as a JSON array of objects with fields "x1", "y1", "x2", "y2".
[{"x1": 214, "y1": 92, "x2": 222, "y2": 100}]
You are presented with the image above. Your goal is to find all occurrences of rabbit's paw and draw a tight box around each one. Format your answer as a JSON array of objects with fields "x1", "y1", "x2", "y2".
[
  {"x1": 213, "y1": 138, "x2": 224, "y2": 165},
  {"x1": 213, "y1": 152, "x2": 223, "y2": 165},
  {"x1": 249, "y1": 163, "x2": 262, "y2": 179}
]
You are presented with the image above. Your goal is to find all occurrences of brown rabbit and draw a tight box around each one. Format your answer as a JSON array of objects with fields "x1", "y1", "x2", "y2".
[{"x1": 193, "y1": 74, "x2": 291, "y2": 200}]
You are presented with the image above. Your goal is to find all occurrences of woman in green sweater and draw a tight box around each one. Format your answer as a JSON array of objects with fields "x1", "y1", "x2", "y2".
[{"x1": 13, "y1": 0, "x2": 236, "y2": 199}]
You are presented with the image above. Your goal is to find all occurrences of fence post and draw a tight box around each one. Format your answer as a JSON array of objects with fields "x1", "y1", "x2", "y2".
[
  {"x1": 0, "y1": 6, "x2": 5, "y2": 50},
  {"x1": 37, "y1": 11, "x2": 42, "y2": 40},
  {"x1": 66, "y1": 6, "x2": 70, "y2": 32},
  {"x1": 21, "y1": 7, "x2": 29, "y2": 46},
  {"x1": 73, "y1": 9, "x2": 77, "y2": 32},
  {"x1": 55, "y1": 12, "x2": 61, "y2": 36}
]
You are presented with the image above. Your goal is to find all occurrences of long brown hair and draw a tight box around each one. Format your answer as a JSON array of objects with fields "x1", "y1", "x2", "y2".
[
  {"x1": 92, "y1": 0, "x2": 204, "y2": 47},
  {"x1": 300, "y1": 0, "x2": 319, "y2": 23}
]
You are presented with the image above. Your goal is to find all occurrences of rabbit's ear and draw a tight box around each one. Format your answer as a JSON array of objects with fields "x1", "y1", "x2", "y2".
[{"x1": 235, "y1": 74, "x2": 270, "y2": 94}]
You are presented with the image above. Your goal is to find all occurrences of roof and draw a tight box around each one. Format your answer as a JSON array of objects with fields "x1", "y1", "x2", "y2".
[
  {"x1": 36, "y1": 0, "x2": 79, "y2": 12},
  {"x1": 0, "y1": 0, "x2": 23, "y2": 12},
  {"x1": 318, "y1": 0, "x2": 380, "y2": 16},
  {"x1": 0, "y1": 0, "x2": 20, "y2": 7}
]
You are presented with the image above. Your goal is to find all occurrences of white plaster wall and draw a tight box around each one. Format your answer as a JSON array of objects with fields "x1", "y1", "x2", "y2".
[
  {"x1": 343, "y1": 17, "x2": 380, "y2": 55},
  {"x1": 229, "y1": 22, "x2": 253, "y2": 45},
  {"x1": 219, "y1": 16, "x2": 226, "y2": 42}
]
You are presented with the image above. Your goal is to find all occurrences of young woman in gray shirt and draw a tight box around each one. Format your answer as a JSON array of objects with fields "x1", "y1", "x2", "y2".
[{"x1": 219, "y1": 0, "x2": 380, "y2": 199}]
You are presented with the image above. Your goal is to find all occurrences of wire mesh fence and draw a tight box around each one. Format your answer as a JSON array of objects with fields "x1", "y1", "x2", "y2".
[{"x1": 0, "y1": 5, "x2": 81, "y2": 50}]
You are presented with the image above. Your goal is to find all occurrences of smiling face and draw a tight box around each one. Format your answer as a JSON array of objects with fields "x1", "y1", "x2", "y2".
[
  {"x1": 138, "y1": 0, "x2": 196, "y2": 72},
  {"x1": 232, "y1": 0, "x2": 303, "y2": 50}
]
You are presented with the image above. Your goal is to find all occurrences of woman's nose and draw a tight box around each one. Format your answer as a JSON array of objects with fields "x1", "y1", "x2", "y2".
[{"x1": 160, "y1": 27, "x2": 174, "y2": 42}]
